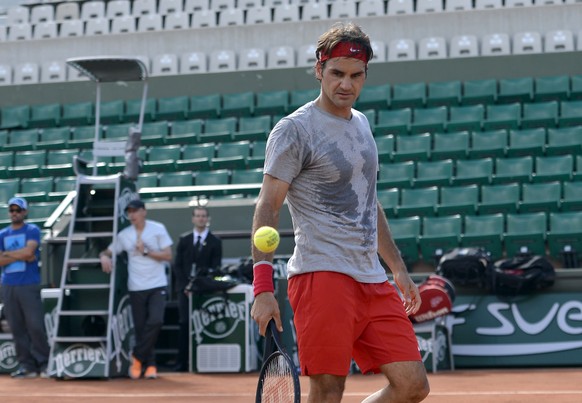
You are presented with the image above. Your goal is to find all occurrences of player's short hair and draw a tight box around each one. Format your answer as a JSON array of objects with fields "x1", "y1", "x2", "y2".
[{"x1": 315, "y1": 22, "x2": 373, "y2": 67}]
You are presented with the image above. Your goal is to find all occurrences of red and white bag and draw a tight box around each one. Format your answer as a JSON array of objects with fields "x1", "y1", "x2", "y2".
[{"x1": 409, "y1": 274, "x2": 455, "y2": 324}]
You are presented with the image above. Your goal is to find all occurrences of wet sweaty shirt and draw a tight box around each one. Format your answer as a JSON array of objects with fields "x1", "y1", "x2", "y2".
[{"x1": 264, "y1": 101, "x2": 387, "y2": 283}]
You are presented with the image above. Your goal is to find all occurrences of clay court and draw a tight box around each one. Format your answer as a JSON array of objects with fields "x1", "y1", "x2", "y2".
[{"x1": 1, "y1": 367, "x2": 581, "y2": 402}]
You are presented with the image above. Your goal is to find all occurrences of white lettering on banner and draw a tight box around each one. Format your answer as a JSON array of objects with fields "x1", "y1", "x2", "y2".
[
  {"x1": 191, "y1": 297, "x2": 246, "y2": 344},
  {"x1": 452, "y1": 299, "x2": 582, "y2": 356},
  {"x1": 111, "y1": 295, "x2": 134, "y2": 372},
  {"x1": 54, "y1": 343, "x2": 107, "y2": 377},
  {"x1": 118, "y1": 188, "x2": 139, "y2": 224},
  {"x1": 0, "y1": 342, "x2": 18, "y2": 369}
]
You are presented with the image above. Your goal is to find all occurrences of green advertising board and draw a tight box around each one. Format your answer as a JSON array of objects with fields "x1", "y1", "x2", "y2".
[{"x1": 452, "y1": 293, "x2": 582, "y2": 367}]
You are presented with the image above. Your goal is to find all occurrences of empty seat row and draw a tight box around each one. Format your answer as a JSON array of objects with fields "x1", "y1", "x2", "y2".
[
  {"x1": 0, "y1": 176, "x2": 77, "y2": 203},
  {"x1": 378, "y1": 155, "x2": 582, "y2": 188},
  {"x1": 389, "y1": 210, "x2": 582, "y2": 264}
]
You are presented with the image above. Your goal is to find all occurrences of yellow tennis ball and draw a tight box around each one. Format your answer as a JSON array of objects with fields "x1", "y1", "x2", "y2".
[{"x1": 253, "y1": 226, "x2": 280, "y2": 253}]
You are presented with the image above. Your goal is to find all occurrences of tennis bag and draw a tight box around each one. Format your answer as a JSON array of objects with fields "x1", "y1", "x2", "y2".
[
  {"x1": 409, "y1": 274, "x2": 456, "y2": 324},
  {"x1": 436, "y1": 247, "x2": 492, "y2": 288},
  {"x1": 490, "y1": 255, "x2": 555, "y2": 296}
]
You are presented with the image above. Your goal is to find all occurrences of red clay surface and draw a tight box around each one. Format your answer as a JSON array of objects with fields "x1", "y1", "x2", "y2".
[{"x1": 1, "y1": 368, "x2": 581, "y2": 402}]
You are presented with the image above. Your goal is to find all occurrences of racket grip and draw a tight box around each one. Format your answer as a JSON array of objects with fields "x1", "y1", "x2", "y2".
[{"x1": 253, "y1": 261, "x2": 274, "y2": 297}]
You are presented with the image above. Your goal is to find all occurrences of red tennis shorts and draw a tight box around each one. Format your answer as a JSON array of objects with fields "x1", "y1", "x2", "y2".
[{"x1": 288, "y1": 271, "x2": 421, "y2": 376}]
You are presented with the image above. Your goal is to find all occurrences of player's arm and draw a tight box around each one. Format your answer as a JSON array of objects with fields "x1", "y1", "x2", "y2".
[
  {"x1": 146, "y1": 245, "x2": 172, "y2": 262},
  {"x1": 251, "y1": 173, "x2": 289, "y2": 336},
  {"x1": 376, "y1": 201, "x2": 421, "y2": 315},
  {"x1": 99, "y1": 248, "x2": 115, "y2": 273},
  {"x1": 1, "y1": 239, "x2": 39, "y2": 264}
]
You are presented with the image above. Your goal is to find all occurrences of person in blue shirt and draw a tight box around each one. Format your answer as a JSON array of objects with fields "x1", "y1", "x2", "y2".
[{"x1": 0, "y1": 197, "x2": 50, "y2": 378}]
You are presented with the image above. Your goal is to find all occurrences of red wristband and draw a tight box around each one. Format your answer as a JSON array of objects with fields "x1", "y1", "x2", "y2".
[{"x1": 253, "y1": 261, "x2": 274, "y2": 297}]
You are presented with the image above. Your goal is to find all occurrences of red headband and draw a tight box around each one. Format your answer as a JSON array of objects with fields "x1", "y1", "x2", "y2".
[{"x1": 319, "y1": 42, "x2": 369, "y2": 64}]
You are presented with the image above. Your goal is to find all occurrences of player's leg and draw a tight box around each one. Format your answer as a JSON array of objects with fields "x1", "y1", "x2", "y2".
[
  {"x1": 363, "y1": 361, "x2": 429, "y2": 403},
  {"x1": 307, "y1": 374, "x2": 346, "y2": 403}
]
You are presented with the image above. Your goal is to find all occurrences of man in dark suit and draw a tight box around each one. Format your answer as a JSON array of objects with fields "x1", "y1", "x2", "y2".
[{"x1": 172, "y1": 206, "x2": 222, "y2": 372}]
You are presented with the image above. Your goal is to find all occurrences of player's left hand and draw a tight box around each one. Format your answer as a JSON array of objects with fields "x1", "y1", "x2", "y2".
[{"x1": 394, "y1": 272, "x2": 422, "y2": 315}]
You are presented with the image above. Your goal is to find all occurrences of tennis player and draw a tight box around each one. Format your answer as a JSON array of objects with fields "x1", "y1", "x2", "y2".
[{"x1": 251, "y1": 22, "x2": 430, "y2": 402}]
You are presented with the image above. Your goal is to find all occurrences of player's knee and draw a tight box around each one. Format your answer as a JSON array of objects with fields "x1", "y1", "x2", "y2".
[{"x1": 406, "y1": 377, "x2": 430, "y2": 402}]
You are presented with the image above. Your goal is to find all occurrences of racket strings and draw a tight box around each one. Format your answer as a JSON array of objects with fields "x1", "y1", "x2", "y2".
[{"x1": 261, "y1": 354, "x2": 296, "y2": 403}]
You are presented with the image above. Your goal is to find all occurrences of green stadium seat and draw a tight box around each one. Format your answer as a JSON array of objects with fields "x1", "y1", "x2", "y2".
[
  {"x1": 26, "y1": 201, "x2": 60, "y2": 226},
  {"x1": 387, "y1": 215, "x2": 420, "y2": 264},
  {"x1": 0, "y1": 130, "x2": 8, "y2": 150},
  {"x1": 448, "y1": 104, "x2": 484, "y2": 132},
  {"x1": 452, "y1": 158, "x2": 493, "y2": 186},
  {"x1": 375, "y1": 108, "x2": 411, "y2": 136},
  {"x1": 0, "y1": 151, "x2": 14, "y2": 178},
  {"x1": 0, "y1": 179, "x2": 20, "y2": 203},
  {"x1": 8, "y1": 150, "x2": 45, "y2": 178},
  {"x1": 167, "y1": 119, "x2": 203, "y2": 145},
  {"x1": 506, "y1": 128, "x2": 546, "y2": 158},
  {"x1": 479, "y1": 182, "x2": 520, "y2": 215},
  {"x1": 461, "y1": 213, "x2": 505, "y2": 260},
  {"x1": 419, "y1": 214, "x2": 462, "y2": 262},
  {"x1": 492, "y1": 156, "x2": 533, "y2": 184},
  {"x1": 561, "y1": 181, "x2": 582, "y2": 212},
  {"x1": 414, "y1": 159, "x2": 453, "y2": 188},
  {"x1": 558, "y1": 100, "x2": 582, "y2": 127},
  {"x1": 569, "y1": 75, "x2": 582, "y2": 100},
  {"x1": 211, "y1": 141, "x2": 251, "y2": 170},
  {"x1": 222, "y1": 91, "x2": 255, "y2": 118},
  {"x1": 436, "y1": 184, "x2": 478, "y2": 216},
  {"x1": 289, "y1": 89, "x2": 319, "y2": 111},
  {"x1": 4, "y1": 128, "x2": 39, "y2": 151},
  {"x1": 534, "y1": 75, "x2": 570, "y2": 102},
  {"x1": 61, "y1": 102, "x2": 93, "y2": 127},
  {"x1": 410, "y1": 106, "x2": 447, "y2": 134},
  {"x1": 137, "y1": 173, "x2": 159, "y2": 189},
  {"x1": 36, "y1": 127, "x2": 71, "y2": 150},
  {"x1": 16, "y1": 177, "x2": 53, "y2": 202},
  {"x1": 396, "y1": 186, "x2": 438, "y2": 217},
  {"x1": 142, "y1": 145, "x2": 181, "y2": 173},
  {"x1": 521, "y1": 101, "x2": 558, "y2": 129},
  {"x1": 483, "y1": 103, "x2": 521, "y2": 131},
  {"x1": 462, "y1": 79, "x2": 496, "y2": 105},
  {"x1": 157, "y1": 96, "x2": 189, "y2": 121},
  {"x1": 28, "y1": 103, "x2": 61, "y2": 128},
  {"x1": 356, "y1": 84, "x2": 390, "y2": 110},
  {"x1": 48, "y1": 176, "x2": 77, "y2": 201},
  {"x1": 99, "y1": 100, "x2": 125, "y2": 125},
  {"x1": 0, "y1": 105, "x2": 30, "y2": 129},
  {"x1": 255, "y1": 90, "x2": 289, "y2": 116},
  {"x1": 141, "y1": 121, "x2": 169, "y2": 146},
  {"x1": 159, "y1": 171, "x2": 194, "y2": 187},
  {"x1": 546, "y1": 127, "x2": 582, "y2": 156},
  {"x1": 375, "y1": 135, "x2": 394, "y2": 163},
  {"x1": 195, "y1": 169, "x2": 230, "y2": 191},
  {"x1": 200, "y1": 117, "x2": 237, "y2": 143},
  {"x1": 575, "y1": 155, "x2": 582, "y2": 181},
  {"x1": 532, "y1": 155, "x2": 573, "y2": 183},
  {"x1": 548, "y1": 211, "x2": 582, "y2": 266},
  {"x1": 391, "y1": 82, "x2": 426, "y2": 109},
  {"x1": 125, "y1": 98, "x2": 156, "y2": 122},
  {"x1": 498, "y1": 77, "x2": 533, "y2": 104},
  {"x1": 41, "y1": 149, "x2": 77, "y2": 177},
  {"x1": 427, "y1": 80, "x2": 461, "y2": 107},
  {"x1": 68, "y1": 125, "x2": 100, "y2": 149},
  {"x1": 106, "y1": 123, "x2": 132, "y2": 140},
  {"x1": 377, "y1": 188, "x2": 399, "y2": 218},
  {"x1": 189, "y1": 93, "x2": 221, "y2": 120},
  {"x1": 378, "y1": 161, "x2": 414, "y2": 189},
  {"x1": 393, "y1": 133, "x2": 431, "y2": 162},
  {"x1": 361, "y1": 109, "x2": 376, "y2": 132},
  {"x1": 248, "y1": 140, "x2": 266, "y2": 169},
  {"x1": 431, "y1": 131, "x2": 469, "y2": 160},
  {"x1": 519, "y1": 181, "x2": 561, "y2": 213},
  {"x1": 504, "y1": 212, "x2": 547, "y2": 257},
  {"x1": 234, "y1": 115, "x2": 271, "y2": 142},
  {"x1": 175, "y1": 143, "x2": 214, "y2": 171},
  {"x1": 469, "y1": 130, "x2": 508, "y2": 159},
  {"x1": 231, "y1": 168, "x2": 263, "y2": 184}
]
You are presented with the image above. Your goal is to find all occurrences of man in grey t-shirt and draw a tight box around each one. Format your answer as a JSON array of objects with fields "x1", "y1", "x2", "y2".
[{"x1": 251, "y1": 23, "x2": 429, "y2": 403}]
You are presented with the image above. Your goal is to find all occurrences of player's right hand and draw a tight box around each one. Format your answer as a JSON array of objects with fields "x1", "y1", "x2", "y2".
[{"x1": 251, "y1": 292, "x2": 282, "y2": 336}]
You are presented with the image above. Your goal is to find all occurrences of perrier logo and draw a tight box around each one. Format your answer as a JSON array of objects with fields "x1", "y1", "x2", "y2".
[
  {"x1": 54, "y1": 343, "x2": 107, "y2": 378},
  {"x1": 0, "y1": 341, "x2": 18, "y2": 370},
  {"x1": 191, "y1": 297, "x2": 246, "y2": 344}
]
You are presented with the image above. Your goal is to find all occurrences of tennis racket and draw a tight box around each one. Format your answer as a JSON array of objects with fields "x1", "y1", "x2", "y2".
[{"x1": 255, "y1": 320, "x2": 301, "y2": 403}]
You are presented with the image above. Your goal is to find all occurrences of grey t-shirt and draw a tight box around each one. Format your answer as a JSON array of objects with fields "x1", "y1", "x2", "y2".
[{"x1": 265, "y1": 101, "x2": 387, "y2": 283}]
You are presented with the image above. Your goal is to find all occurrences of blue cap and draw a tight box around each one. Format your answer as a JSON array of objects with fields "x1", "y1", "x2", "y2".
[{"x1": 8, "y1": 197, "x2": 27, "y2": 210}]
